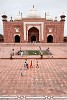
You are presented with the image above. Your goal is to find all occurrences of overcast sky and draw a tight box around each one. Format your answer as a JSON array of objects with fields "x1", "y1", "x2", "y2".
[{"x1": 0, "y1": 0, "x2": 67, "y2": 36}]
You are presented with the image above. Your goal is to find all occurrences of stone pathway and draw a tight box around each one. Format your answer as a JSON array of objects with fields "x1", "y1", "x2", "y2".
[
  {"x1": 0, "y1": 59, "x2": 67, "y2": 97},
  {"x1": 0, "y1": 43, "x2": 67, "y2": 100}
]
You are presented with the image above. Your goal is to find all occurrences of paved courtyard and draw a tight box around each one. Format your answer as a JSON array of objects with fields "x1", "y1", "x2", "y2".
[{"x1": 0, "y1": 43, "x2": 67, "y2": 100}]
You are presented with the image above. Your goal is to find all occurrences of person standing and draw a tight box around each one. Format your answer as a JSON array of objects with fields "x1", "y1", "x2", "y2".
[
  {"x1": 36, "y1": 60, "x2": 39, "y2": 68},
  {"x1": 24, "y1": 61, "x2": 26, "y2": 69},
  {"x1": 26, "y1": 59, "x2": 28, "y2": 69},
  {"x1": 21, "y1": 51, "x2": 23, "y2": 57},
  {"x1": 24, "y1": 59, "x2": 28, "y2": 69},
  {"x1": 20, "y1": 68, "x2": 23, "y2": 76},
  {"x1": 30, "y1": 60, "x2": 33, "y2": 68}
]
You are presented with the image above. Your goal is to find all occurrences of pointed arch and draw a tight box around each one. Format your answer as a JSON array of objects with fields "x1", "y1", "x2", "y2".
[
  {"x1": 47, "y1": 35, "x2": 53, "y2": 43},
  {"x1": 14, "y1": 35, "x2": 20, "y2": 43},
  {"x1": 28, "y1": 27, "x2": 39, "y2": 43}
]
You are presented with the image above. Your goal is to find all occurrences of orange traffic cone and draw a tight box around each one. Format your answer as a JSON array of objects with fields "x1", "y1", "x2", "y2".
[{"x1": 30, "y1": 60, "x2": 33, "y2": 68}]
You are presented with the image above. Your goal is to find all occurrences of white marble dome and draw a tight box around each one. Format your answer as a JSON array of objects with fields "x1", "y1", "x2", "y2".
[{"x1": 27, "y1": 5, "x2": 41, "y2": 18}]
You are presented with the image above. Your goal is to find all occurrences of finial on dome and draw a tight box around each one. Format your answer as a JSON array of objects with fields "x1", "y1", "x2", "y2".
[
  {"x1": 19, "y1": 11, "x2": 20, "y2": 15},
  {"x1": 33, "y1": 5, "x2": 34, "y2": 8},
  {"x1": 10, "y1": 16, "x2": 13, "y2": 21},
  {"x1": 11, "y1": 16, "x2": 12, "y2": 20},
  {"x1": 21, "y1": 13, "x2": 22, "y2": 18},
  {"x1": 55, "y1": 16, "x2": 57, "y2": 21}
]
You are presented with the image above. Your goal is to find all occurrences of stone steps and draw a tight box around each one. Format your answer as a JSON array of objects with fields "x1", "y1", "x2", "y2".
[{"x1": 0, "y1": 43, "x2": 67, "y2": 47}]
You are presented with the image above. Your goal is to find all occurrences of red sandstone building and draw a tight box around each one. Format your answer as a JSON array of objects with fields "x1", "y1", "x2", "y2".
[{"x1": 2, "y1": 6, "x2": 66, "y2": 43}]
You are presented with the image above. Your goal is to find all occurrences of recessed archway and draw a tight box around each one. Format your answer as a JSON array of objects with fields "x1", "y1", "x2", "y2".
[
  {"x1": 28, "y1": 27, "x2": 39, "y2": 43},
  {"x1": 14, "y1": 35, "x2": 20, "y2": 43},
  {"x1": 47, "y1": 35, "x2": 53, "y2": 43},
  {"x1": 31, "y1": 35, "x2": 36, "y2": 42}
]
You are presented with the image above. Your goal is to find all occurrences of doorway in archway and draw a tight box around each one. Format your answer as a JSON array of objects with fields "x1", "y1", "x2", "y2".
[
  {"x1": 14, "y1": 35, "x2": 20, "y2": 43},
  {"x1": 47, "y1": 35, "x2": 53, "y2": 43},
  {"x1": 28, "y1": 27, "x2": 39, "y2": 43},
  {"x1": 31, "y1": 35, "x2": 36, "y2": 43}
]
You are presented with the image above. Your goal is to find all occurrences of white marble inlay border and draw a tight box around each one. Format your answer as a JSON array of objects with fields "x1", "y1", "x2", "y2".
[
  {"x1": 23, "y1": 22, "x2": 44, "y2": 41},
  {"x1": 47, "y1": 34, "x2": 53, "y2": 36},
  {"x1": 14, "y1": 34, "x2": 20, "y2": 36}
]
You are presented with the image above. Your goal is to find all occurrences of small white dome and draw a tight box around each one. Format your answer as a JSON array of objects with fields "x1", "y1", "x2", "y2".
[
  {"x1": 46, "y1": 12, "x2": 53, "y2": 20},
  {"x1": 15, "y1": 13, "x2": 21, "y2": 20},
  {"x1": 27, "y1": 5, "x2": 41, "y2": 18}
]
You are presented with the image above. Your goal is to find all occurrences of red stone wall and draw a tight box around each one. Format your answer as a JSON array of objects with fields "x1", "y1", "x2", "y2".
[{"x1": 2, "y1": 18, "x2": 64, "y2": 43}]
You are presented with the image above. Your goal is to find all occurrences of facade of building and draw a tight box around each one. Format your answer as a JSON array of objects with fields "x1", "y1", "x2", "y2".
[
  {"x1": 0, "y1": 34, "x2": 4, "y2": 42},
  {"x1": 64, "y1": 37, "x2": 67, "y2": 42},
  {"x1": 2, "y1": 6, "x2": 66, "y2": 43}
]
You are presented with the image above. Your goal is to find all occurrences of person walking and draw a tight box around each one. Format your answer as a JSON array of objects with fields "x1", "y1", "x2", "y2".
[{"x1": 20, "y1": 68, "x2": 23, "y2": 76}]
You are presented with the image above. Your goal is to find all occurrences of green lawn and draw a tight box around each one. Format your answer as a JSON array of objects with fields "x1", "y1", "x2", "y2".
[{"x1": 17, "y1": 50, "x2": 52, "y2": 55}]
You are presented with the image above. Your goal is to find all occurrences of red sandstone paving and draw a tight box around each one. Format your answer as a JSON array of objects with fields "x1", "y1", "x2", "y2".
[
  {"x1": 0, "y1": 59, "x2": 67, "y2": 96},
  {"x1": 0, "y1": 44, "x2": 67, "y2": 98}
]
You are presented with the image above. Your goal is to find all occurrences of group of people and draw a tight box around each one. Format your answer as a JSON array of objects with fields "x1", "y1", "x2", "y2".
[
  {"x1": 20, "y1": 59, "x2": 33, "y2": 76},
  {"x1": 24, "y1": 59, "x2": 33, "y2": 69},
  {"x1": 20, "y1": 59, "x2": 39, "y2": 76}
]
